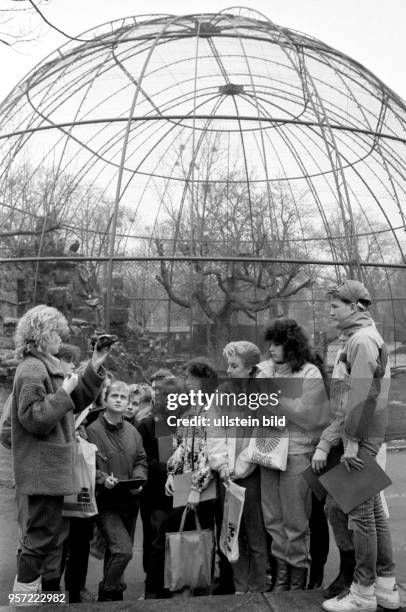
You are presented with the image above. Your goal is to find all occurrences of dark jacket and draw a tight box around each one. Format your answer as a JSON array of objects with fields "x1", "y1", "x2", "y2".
[
  {"x1": 87, "y1": 413, "x2": 147, "y2": 511},
  {"x1": 11, "y1": 351, "x2": 105, "y2": 496},
  {"x1": 137, "y1": 415, "x2": 172, "y2": 511}
]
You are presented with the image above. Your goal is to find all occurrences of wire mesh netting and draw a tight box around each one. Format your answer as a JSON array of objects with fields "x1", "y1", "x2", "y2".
[{"x1": 1, "y1": 8, "x2": 406, "y2": 363}]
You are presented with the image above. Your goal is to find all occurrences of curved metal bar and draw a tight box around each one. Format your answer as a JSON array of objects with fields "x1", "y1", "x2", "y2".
[
  {"x1": 2, "y1": 115, "x2": 406, "y2": 142},
  {"x1": 2, "y1": 254, "x2": 406, "y2": 269}
]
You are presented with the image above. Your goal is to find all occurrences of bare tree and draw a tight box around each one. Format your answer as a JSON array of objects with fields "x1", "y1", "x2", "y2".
[
  {"x1": 153, "y1": 171, "x2": 315, "y2": 356},
  {"x1": 0, "y1": 162, "x2": 130, "y2": 285},
  {"x1": 0, "y1": 0, "x2": 47, "y2": 47}
]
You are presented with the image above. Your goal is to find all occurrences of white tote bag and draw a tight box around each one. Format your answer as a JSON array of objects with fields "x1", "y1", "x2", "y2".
[{"x1": 247, "y1": 427, "x2": 289, "y2": 471}]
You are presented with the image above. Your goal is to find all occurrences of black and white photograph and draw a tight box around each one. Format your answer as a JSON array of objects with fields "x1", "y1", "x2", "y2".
[{"x1": 0, "y1": 1, "x2": 405, "y2": 610}]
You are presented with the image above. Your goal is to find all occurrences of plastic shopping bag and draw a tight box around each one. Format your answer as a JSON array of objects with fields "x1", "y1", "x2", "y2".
[
  {"x1": 63, "y1": 436, "x2": 98, "y2": 518},
  {"x1": 164, "y1": 507, "x2": 214, "y2": 591},
  {"x1": 219, "y1": 481, "x2": 246, "y2": 562}
]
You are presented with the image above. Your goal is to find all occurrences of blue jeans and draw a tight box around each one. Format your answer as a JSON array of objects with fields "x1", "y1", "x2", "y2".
[
  {"x1": 233, "y1": 467, "x2": 268, "y2": 593},
  {"x1": 98, "y1": 506, "x2": 138, "y2": 593},
  {"x1": 261, "y1": 453, "x2": 312, "y2": 568},
  {"x1": 18, "y1": 495, "x2": 68, "y2": 584},
  {"x1": 16, "y1": 492, "x2": 69, "y2": 586},
  {"x1": 349, "y1": 493, "x2": 395, "y2": 586},
  {"x1": 326, "y1": 442, "x2": 395, "y2": 587}
]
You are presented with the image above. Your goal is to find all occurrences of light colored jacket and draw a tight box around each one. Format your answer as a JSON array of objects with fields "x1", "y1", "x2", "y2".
[
  {"x1": 206, "y1": 380, "x2": 257, "y2": 479},
  {"x1": 257, "y1": 360, "x2": 331, "y2": 454},
  {"x1": 318, "y1": 312, "x2": 390, "y2": 453}
]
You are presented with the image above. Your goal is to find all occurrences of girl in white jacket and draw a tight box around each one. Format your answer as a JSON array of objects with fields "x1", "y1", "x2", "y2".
[{"x1": 207, "y1": 341, "x2": 268, "y2": 594}]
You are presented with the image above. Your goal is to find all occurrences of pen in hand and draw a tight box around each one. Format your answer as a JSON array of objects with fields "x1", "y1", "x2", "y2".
[{"x1": 104, "y1": 471, "x2": 118, "y2": 489}]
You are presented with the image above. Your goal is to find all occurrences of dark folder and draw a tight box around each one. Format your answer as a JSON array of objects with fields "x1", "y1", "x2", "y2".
[
  {"x1": 115, "y1": 478, "x2": 146, "y2": 491},
  {"x1": 318, "y1": 447, "x2": 392, "y2": 514},
  {"x1": 301, "y1": 445, "x2": 343, "y2": 501}
]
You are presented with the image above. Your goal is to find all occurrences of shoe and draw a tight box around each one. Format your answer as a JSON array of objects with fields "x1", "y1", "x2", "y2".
[
  {"x1": 235, "y1": 591, "x2": 245, "y2": 595},
  {"x1": 98, "y1": 585, "x2": 115, "y2": 602},
  {"x1": 273, "y1": 559, "x2": 290, "y2": 592},
  {"x1": 375, "y1": 578, "x2": 400, "y2": 610},
  {"x1": 308, "y1": 579, "x2": 323, "y2": 590},
  {"x1": 290, "y1": 566, "x2": 308, "y2": 590},
  {"x1": 322, "y1": 583, "x2": 377, "y2": 612},
  {"x1": 307, "y1": 561, "x2": 324, "y2": 591},
  {"x1": 12, "y1": 576, "x2": 42, "y2": 606},
  {"x1": 324, "y1": 549, "x2": 356, "y2": 599},
  {"x1": 308, "y1": 564, "x2": 324, "y2": 589}
]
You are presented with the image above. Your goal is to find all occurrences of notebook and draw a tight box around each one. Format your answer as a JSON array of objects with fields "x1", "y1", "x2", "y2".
[
  {"x1": 318, "y1": 447, "x2": 392, "y2": 513},
  {"x1": 115, "y1": 478, "x2": 146, "y2": 491},
  {"x1": 172, "y1": 473, "x2": 217, "y2": 508}
]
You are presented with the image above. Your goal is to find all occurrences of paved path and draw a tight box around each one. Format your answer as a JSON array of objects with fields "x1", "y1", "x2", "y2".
[{"x1": 1, "y1": 446, "x2": 405, "y2": 608}]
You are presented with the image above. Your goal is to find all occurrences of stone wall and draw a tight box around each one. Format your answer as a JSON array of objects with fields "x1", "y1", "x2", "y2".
[{"x1": 0, "y1": 251, "x2": 131, "y2": 382}]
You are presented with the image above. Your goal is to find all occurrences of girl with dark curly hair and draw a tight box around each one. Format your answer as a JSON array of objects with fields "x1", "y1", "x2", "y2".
[{"x1": 257, "y1": 317, "x2": 331, "y2": 592}]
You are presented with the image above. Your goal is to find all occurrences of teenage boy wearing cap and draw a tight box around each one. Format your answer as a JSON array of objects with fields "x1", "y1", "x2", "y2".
[{"x1": 311, "y1": 280, "x2": 399, "y2": 612}]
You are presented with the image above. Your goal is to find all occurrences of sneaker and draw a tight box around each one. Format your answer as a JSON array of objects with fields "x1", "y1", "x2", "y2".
[
  {"x1": 11, "y1": 576, "x2": 42, "y2": 607},
  {"x1": 375, "y1": 579, "x2": 400, "y2": 610},
  {"x1": 322, "y1": 583, "x2": 377, "y2": 612}
]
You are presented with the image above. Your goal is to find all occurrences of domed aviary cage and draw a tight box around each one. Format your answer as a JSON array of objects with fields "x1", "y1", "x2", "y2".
[{"x1": 1, "y1": 7, "x2": 406, "y2": 362}]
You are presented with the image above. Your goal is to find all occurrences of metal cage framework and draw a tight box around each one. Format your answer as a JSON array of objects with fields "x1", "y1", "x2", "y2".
[{"x1": 1, "y1": 7, "x2": 406, "y2": 357}]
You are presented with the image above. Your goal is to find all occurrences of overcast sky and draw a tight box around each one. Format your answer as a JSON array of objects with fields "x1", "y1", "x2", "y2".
[{"x1": 0, "y1": 0, "x2": 406, "y2": 103}]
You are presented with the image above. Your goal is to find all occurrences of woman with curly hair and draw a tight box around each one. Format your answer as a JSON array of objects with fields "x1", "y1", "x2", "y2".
[
  {"x1": 257, "y1": 318, "x2": 330, "y2": 591},
  {"x1": 11, "y1": 305, "x2": 109, "y2": 597}
]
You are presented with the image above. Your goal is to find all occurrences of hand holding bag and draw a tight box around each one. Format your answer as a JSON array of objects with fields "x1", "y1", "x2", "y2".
[
  {"x1": 219, "y1": 481, "x2": 246, "y2": 562},
  {"x1": 172, "y1": 472, "x2": 217, "y2": 507},
  {"x1": 164, "y1": 506, "x2": 214, "y2": 591}
]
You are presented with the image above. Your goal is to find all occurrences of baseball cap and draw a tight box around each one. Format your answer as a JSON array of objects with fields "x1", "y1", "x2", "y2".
[{"x1": 327, "y1": 280, "x2": 371, "y2": 305}]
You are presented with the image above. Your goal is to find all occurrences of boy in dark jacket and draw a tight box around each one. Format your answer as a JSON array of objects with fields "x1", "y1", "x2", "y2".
[
  {"x1": 137, "y1": 373, "x2": 178, "y2": 599},
  {"x1": 86, "y1": 380, "x2": 147, "y2": 601}
]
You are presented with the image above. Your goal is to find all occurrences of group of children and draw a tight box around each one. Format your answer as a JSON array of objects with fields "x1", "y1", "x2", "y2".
[{"x1": 7, "y1": 279, "x2": 400, "y2": 611}]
